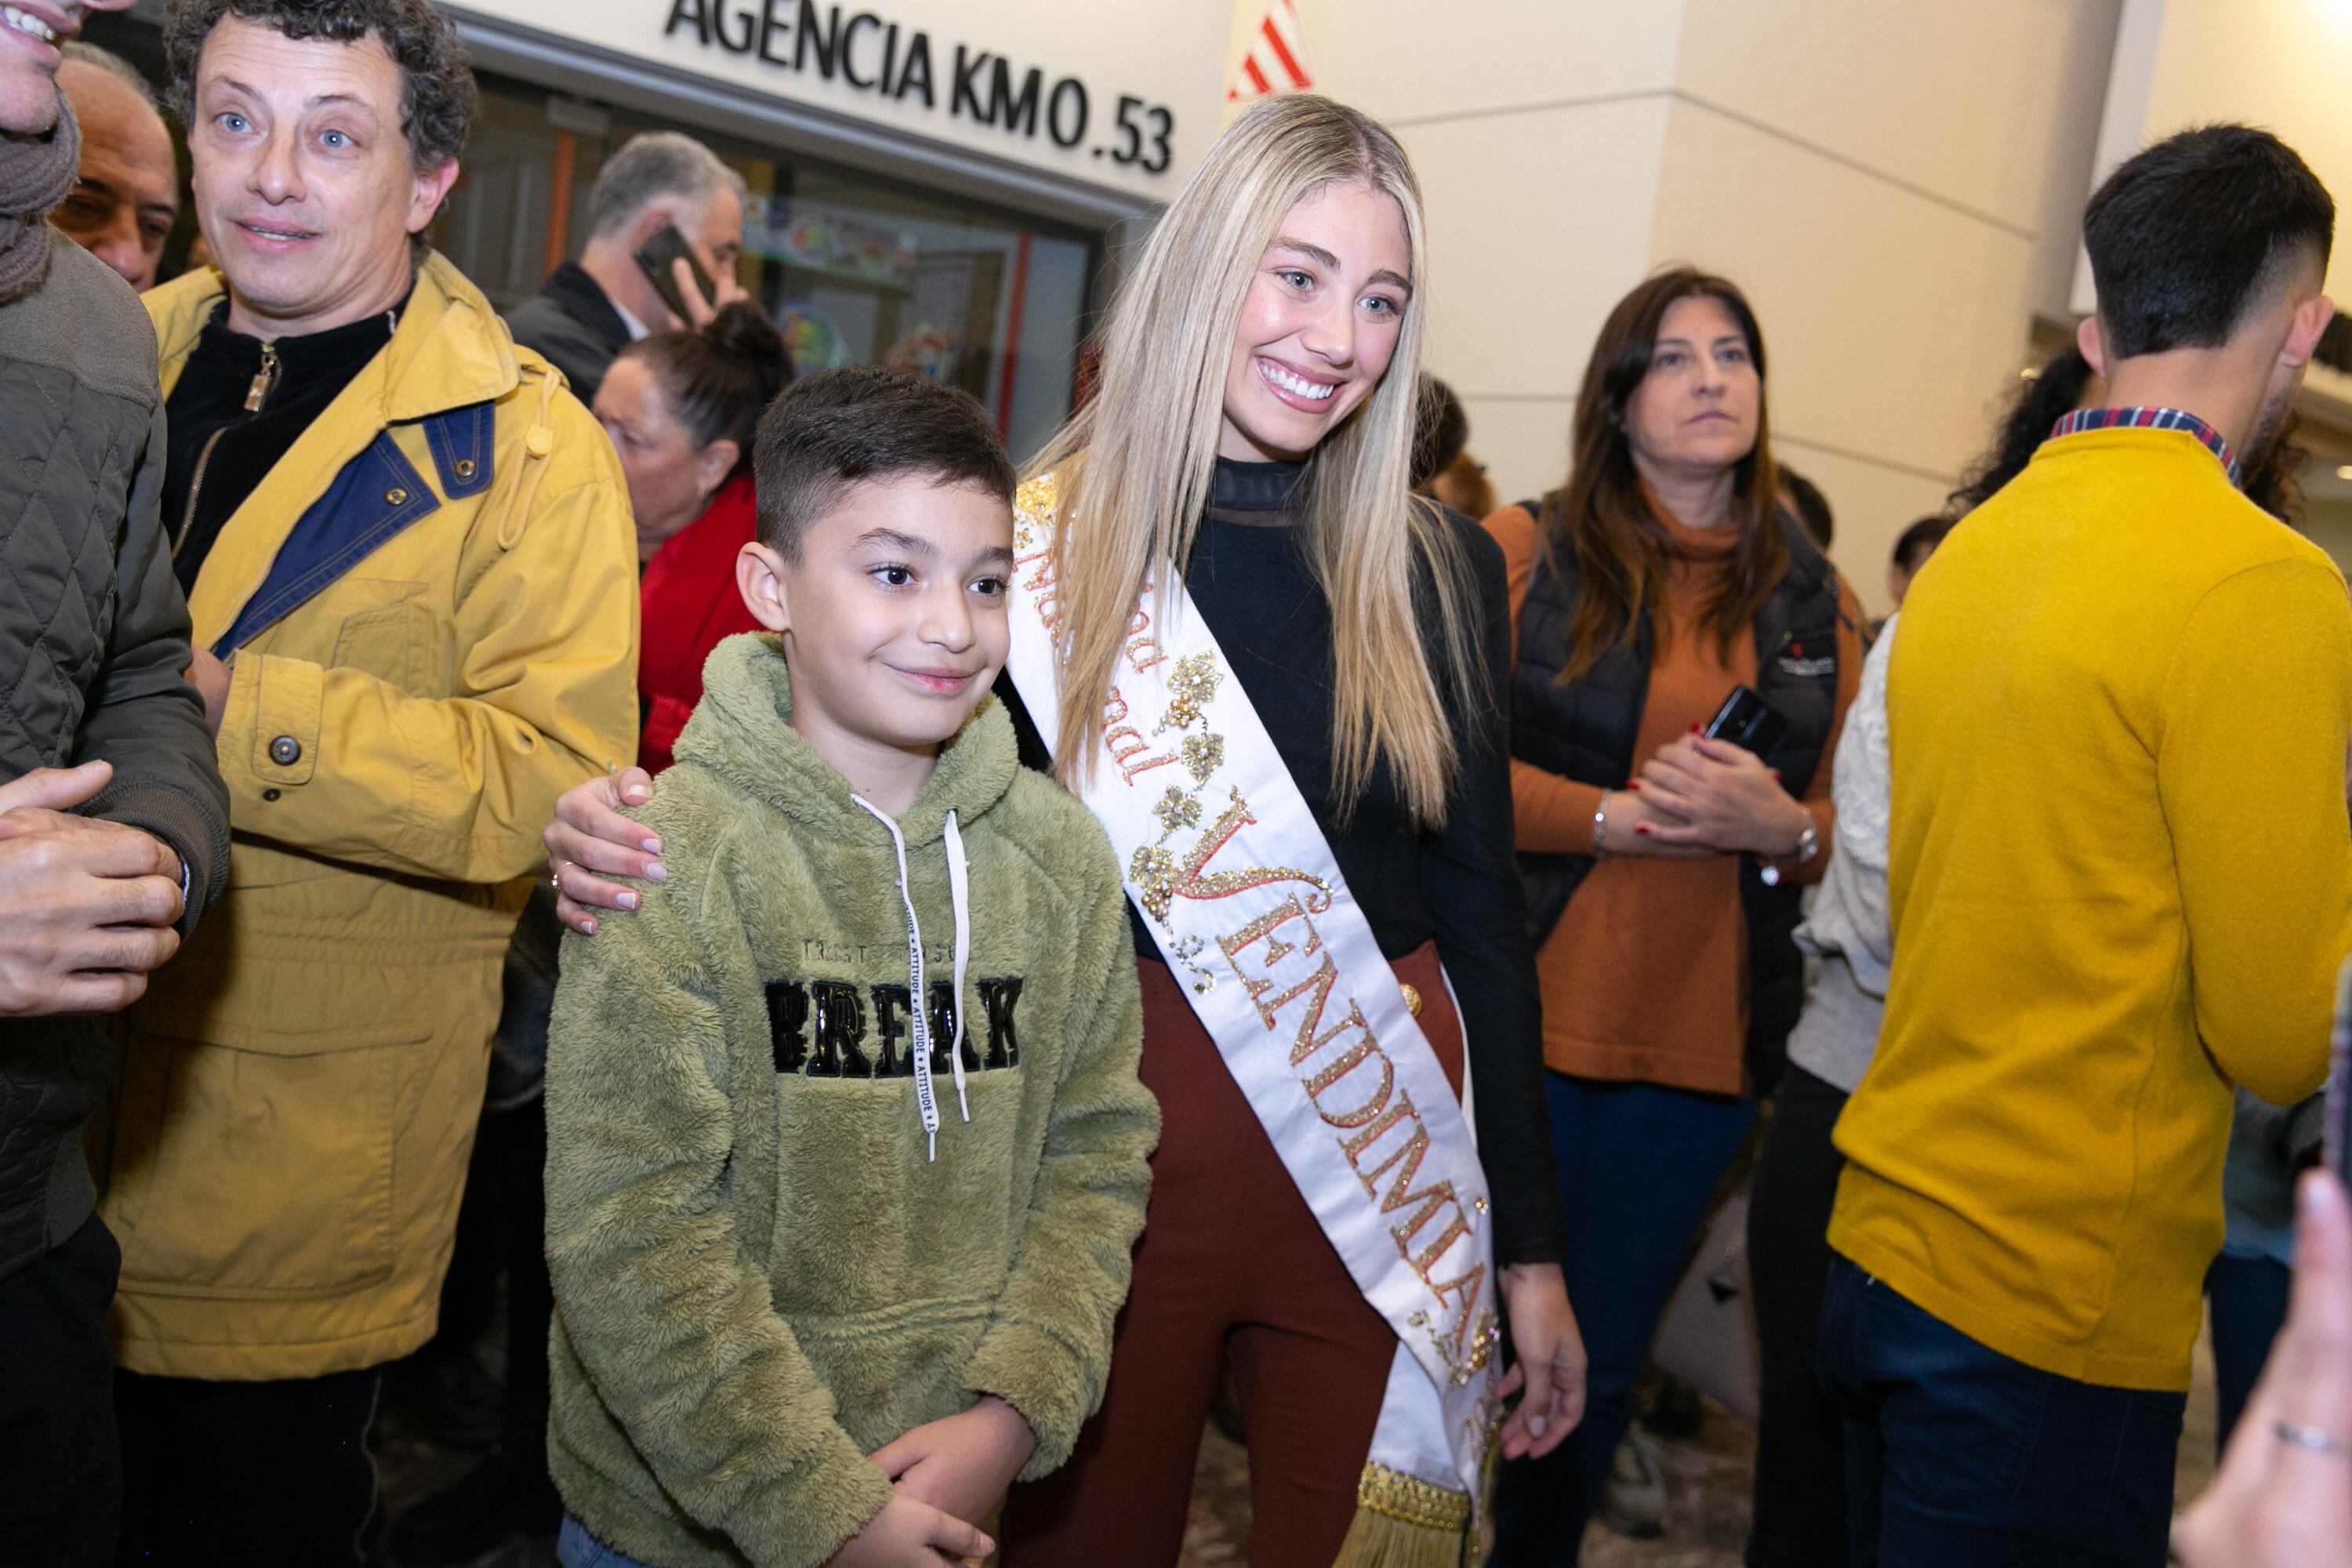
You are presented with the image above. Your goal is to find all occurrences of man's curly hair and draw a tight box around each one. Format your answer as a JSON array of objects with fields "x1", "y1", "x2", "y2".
[{"x1": 165, "y1": 0, "x2": 478, "y2": 174}]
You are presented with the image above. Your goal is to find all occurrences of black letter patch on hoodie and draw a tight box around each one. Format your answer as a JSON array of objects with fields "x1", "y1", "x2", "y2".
[
  {"x1": 870, "y1": 985, "x2": 913, "y2": 1077},
  {"x1": 929, "y1": 979, "x2": 978, "y2": 1075},
  {"x1": 809, "y1": 981, "x2": 870, "y2": 1076},
  {"x1": 769, "y1": 975, "x2": 1026, "y2": 1078},
  {"x1": 766, "y1": 982, "x2": 809, "y2": 1074},
  {"x1": 979, "y1": 978, "x2": 1023, "y2": 1069}
]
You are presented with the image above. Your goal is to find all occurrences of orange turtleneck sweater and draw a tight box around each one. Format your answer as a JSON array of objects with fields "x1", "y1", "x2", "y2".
[{"x1": 1486, "y1": 500, "x2": 1863, "y2": 1095}]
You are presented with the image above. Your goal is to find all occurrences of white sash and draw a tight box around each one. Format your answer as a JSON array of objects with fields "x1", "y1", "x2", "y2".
[{"x1": 1004, "y1": 476, "x2": 1501, "y2": 1530}]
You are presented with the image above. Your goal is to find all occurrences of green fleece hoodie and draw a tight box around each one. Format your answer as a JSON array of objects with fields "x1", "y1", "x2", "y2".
[{"x1": 545, "y1": 633, "x2": 1156, "y2": 1568}]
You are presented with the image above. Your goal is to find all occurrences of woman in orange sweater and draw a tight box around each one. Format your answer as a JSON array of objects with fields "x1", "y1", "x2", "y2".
[{"x1": 1486, "y1": 268, "x2": 1862, "y2": 1564}]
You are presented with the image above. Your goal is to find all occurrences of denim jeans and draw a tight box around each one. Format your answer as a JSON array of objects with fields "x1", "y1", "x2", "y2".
[
  {"x1": 2206, "y1": 1250, "x2": 2292, "y2": 1455},
  {"x1": 559, "y1": 1515, "x2": 656, "y2": 1568},
  {"x1": 1817, "y1": 1255, "x2": 2185, "y2": 1568},
  {"x1": 1488, "y1": 1074, "x2": 1759, "y2": 1566}
]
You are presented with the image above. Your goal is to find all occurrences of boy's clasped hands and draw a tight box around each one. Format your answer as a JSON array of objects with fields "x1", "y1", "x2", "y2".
[{"x1": 832, "y1": 1397, "x2": 1037, "y2": 1567}]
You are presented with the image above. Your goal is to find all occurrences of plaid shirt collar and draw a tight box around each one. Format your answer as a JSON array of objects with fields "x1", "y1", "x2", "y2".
[{"x1": 2047, "y1": 406, "x2": 2241, "y2": 486}]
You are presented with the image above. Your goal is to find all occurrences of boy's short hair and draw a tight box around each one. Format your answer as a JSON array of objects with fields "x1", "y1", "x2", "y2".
[
  {"x1": 753, "y1": 368, "x2": 1017, "y2": 561},
  {"x1": 2082, "y1": 125, "x2": 2334, "y2": 359}
]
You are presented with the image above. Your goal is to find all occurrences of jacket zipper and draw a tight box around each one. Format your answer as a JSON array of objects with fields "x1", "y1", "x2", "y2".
[
  {"x1": 243, "y1": 342, "x2": 281, "y2": 412},
  {"x1": 174, "y1": 343, "x2": 281, "y2": 557}
]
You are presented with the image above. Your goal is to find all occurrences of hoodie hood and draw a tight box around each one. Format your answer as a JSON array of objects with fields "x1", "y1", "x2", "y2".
[{"x1": 674, "y1": 633, "x2": 1018, "y2": 849}]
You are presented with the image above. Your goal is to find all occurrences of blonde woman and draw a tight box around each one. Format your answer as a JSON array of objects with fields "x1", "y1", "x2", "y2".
[{"x1": 543, "y1": 96, "x2": 1582, "y2": 1568}]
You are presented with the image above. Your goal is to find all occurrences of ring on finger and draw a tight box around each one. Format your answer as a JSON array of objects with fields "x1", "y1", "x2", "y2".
[
  {"x1": 550, "y1": 858, "x2": 575, "y2": 894},
  {"x1": 2275, "y1": 1421, "x2": 2352, "y2": 1458}
]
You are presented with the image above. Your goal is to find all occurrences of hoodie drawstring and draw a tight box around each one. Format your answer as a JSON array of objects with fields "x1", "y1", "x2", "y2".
[{"x1": 850, "y1": 798, "x2": 972, "y2": 1160}]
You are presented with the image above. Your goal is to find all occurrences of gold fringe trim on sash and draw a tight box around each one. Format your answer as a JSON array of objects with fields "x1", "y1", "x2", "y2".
[{"x1": 1331, "y1": 1462, "x2": 1472, "y2": 1568}]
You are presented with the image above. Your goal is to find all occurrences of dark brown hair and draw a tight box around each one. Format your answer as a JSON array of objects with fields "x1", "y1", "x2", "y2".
[
  {"x1": 752, "y1": 367, "x2": 1014, "y2": 561},
  {"x1": 1541, "y1": 267, "x2": 1785, "y2": 682},
  {"x1": 165, "y1": 0, "x2": 478, "y2": 175},
  {"x1": 615, "y1": 302, "x2": 791, "y2": 483}
]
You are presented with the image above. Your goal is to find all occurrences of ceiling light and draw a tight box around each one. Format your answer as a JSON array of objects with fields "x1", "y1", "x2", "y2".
[{"x1": 2337, "y1": 465, "x2": 2352, "y2": 481}]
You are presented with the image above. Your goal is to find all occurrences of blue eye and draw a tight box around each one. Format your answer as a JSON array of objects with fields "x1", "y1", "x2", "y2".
[
  {"x1": 1279, "y1": 268, "x2": 1312, "y2": 289},
  {"x1": 218, "y1": 112, "x2": 249, "y2": 133},
  {"x1": 321, "y1": 129, "x2": 349, "y2": 149}
]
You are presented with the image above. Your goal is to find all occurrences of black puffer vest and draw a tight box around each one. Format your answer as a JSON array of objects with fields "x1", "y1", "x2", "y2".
[{"x1": 1511, "y1": 501, "x2": 1845, "y2": 1092}]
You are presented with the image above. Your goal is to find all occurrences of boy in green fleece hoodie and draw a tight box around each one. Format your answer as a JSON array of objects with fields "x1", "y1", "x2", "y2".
[{"x1": 543, "y1": 368, "x2": 1159, "y2": 1568}]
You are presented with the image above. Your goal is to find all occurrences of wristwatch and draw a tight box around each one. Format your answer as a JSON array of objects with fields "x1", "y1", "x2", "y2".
[{"x1": 1759, "y1": 818, "x2": 1820, "y2": 887}]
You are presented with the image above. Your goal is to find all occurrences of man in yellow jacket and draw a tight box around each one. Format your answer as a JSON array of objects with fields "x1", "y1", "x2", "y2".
[
  {"x1": 1824, "y1": 125, "x2": 2347, "y2": 1568},
  {"x1": 93, "y1": 0, "x2": 638, "y2": 1559}
]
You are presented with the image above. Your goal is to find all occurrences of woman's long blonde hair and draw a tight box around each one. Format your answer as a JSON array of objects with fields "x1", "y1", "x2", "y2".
[{"x1": 1031, "y1": 94, "x2": 1476, "y2": 828}]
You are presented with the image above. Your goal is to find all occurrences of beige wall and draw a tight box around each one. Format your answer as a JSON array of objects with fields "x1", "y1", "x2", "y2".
[
  {"x1": 1229, "y1": 0, "x2": 2122, "y2": 615},
  {"x1": 2099, "y1": 0, "x2": 2352, "y2": 310}
]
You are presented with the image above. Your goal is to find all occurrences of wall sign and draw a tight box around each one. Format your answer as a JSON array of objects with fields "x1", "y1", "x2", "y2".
[{"x1": 449, "y1": 0, "x2": 1228, "y2": 198}]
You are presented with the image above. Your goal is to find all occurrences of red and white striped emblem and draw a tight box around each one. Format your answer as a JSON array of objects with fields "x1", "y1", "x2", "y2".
[{"x1": 1228, "y1": 0, "x2": 1314, "y2": 101}]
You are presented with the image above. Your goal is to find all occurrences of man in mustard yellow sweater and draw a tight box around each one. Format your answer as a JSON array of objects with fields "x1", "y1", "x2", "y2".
[{"x1": 1824, "y1": 125, "x2": 2349, "y2": 1567}]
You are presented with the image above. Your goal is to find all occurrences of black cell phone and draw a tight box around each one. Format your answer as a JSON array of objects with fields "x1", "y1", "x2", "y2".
[
  {"x1": 1704, "y1": 684, "x2": 1788, "y2": 757},
  {"x1": 633, "y1": 224, "x2": 717, "y2": 326}
]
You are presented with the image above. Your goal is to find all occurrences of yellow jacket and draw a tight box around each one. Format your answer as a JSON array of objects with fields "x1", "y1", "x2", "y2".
[
  {"x1": 1831, "y1": 425, "x2": 2352, "y2": 1392},
  {"x1": 97, "y1": 254, "x2": 640, "y2": 1380}
]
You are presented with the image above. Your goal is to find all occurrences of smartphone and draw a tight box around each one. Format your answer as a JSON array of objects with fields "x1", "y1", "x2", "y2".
[
  {"x1": 1703, "y1": 684, "x2": 1788, "y2": 757},
  {"x1": 633, "y1": 223, "x2": 717, "y2": 326}
]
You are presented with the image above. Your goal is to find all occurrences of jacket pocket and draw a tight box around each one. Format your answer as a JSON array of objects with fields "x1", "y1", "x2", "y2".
[
  {"x1": 107, "y1": 1018, "x2": 430, "y2": 1298},
  {"x1": 330, "y1": 579, "x2": 433, "y2": 694}
]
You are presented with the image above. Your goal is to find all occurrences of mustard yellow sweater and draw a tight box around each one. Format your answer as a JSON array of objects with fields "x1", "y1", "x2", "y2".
[{"x1": 1829, "y1": 425, "x2": 2352, "y2": 1392}]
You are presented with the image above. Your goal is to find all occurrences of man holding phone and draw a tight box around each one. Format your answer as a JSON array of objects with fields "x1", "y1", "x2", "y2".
[{"x1": 505, "y1": 129, "x2": 749, "y2": 401}]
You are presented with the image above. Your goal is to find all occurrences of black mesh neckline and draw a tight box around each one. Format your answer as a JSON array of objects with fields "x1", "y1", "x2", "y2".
[{"x1": 1210, "y1": 455, "x2": 1306, "y2": 514}]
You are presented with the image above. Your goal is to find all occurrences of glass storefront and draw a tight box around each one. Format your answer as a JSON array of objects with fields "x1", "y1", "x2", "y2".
[
  {"x1": 439, "y1": 73, "x2": 1100, "y2": 463},
  {"x1": 82, "y1": 15, "x2": 1103, "y2": 466}
]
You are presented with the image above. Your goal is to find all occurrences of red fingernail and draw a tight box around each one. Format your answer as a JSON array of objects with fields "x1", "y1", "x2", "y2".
[
  {"x1": 1627, "y1": 781, "x2": 1642, "y2": 792},
  {"x1": 1635, "y1": 824, "x2": 1652, "y2": 835},
  {"x1": 1770, "y1": 769, "x2": 1782, "y2": 779},
  {"x1": 1690, "y1": 723, "x2": 1702, "y2": 733}
]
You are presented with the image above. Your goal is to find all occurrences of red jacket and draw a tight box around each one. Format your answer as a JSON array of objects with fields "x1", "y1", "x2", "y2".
[{"x1": 637, "y1": 471, "x2": 761, "y2": 773}]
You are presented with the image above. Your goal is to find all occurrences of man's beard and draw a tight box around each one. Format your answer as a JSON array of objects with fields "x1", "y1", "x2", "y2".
[{"x1": 2243, "y1": 377, "x2": 2298, "y2": 469}]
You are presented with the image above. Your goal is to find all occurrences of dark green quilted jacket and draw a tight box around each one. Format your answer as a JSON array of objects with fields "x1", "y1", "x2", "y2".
[{"x1": 0, "y1": 241, "x2": 230, "y2": 1283}]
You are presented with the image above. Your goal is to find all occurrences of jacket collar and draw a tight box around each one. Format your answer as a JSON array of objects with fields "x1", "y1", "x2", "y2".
[
  {"x1": 156, "y1": 252, "x2": 526, "y2": 645},
  {"x1": 150, "y1": 251, "x2": 520, "y2": 421},
  {"x1": 538, "y1": 261, "x2": 633, "y2": 356},
  {"x1": 675, "y1": 633, "x2": 1018, "y2": 851}
]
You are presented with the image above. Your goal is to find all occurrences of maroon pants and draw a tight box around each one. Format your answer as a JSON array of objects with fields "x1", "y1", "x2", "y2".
[{"x1": 1000, "y1": 943, "x2": 1465, "y2": 1568}]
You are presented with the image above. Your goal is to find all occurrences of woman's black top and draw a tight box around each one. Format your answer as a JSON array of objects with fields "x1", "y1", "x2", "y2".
[{"x1": 998, "y1": 456, "x2": 1564, "y2": 1266}]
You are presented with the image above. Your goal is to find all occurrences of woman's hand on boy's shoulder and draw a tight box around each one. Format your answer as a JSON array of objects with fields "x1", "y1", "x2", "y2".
[
  {"x1": 826, "y1": 1491, "x2": 994, "y2": 1568},
  {"x1": 869, "y1": 1396, "x2": 1039, "y2": 1537},
  {"x1": 547, "y1": 766, "x2": 666, "y2": 934}
]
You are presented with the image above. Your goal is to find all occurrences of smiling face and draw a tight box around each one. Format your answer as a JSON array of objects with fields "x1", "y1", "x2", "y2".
[
  {"x1": 189, "y1": 15, "x2": 460, "y2": 337},
  {"x1": 53, "y1": 59, "x2": 177, "y2": 289},
  {"x1": 1216, "y1": 179, "x2": 1412, "y2": 463},
  {"x1": 2, "y1": 0, "x2": 131, "y2": 136},
  {"x1": 740, "y1": 474, "x2": 1014, "y2": 769},
  {"x1": 1623, "y1": 292, "x2": 1762, "y2": 483},
  {"x1": 593, "y1": 354, "x2": 734, "y2": 560}
]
